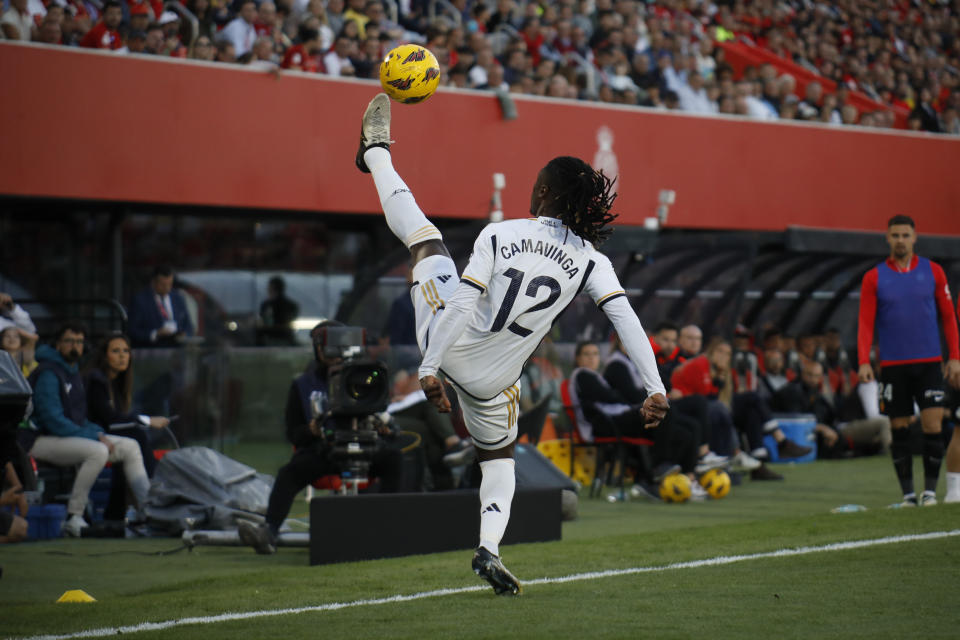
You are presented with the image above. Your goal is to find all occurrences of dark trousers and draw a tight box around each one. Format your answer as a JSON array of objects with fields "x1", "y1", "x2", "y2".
[
  {"x1": 604, "y1": 409, "x2": 696, "y2": 474},
  {"x1": 265, "y1": 445, "x2": 402, "y2": 531}
]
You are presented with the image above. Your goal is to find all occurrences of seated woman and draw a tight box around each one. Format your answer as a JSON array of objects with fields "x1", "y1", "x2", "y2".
[{"x1": 85, "y1": 332, "x2": 170, "y2": 477}]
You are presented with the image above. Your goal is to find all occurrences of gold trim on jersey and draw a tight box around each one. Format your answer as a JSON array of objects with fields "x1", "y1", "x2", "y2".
[
  {"x1": 461, "y1": 274, "x2": 486, "y2": 291},
  {"x1": 421, "y1": 279, "x2": 445, "y2": 315},
  {"x1": 407, "y1": 224, "x2": 440, "y2": 244},
  {"x1": 596, "y1": 290, "x2": 626, "y2": 305}
]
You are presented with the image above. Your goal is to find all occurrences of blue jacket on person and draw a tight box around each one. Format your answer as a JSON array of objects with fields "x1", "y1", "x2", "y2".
[
  {"x1": 30, "y1": 344, "x2": 103, "y2": 441},
  {"x1": 127, "y1": 286, "x2": 195, "y2": 347}
]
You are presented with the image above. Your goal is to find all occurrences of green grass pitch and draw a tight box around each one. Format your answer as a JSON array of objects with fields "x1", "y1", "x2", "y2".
[{"x1": 2, "y1": 454, "x2": 959, "y2": 639}]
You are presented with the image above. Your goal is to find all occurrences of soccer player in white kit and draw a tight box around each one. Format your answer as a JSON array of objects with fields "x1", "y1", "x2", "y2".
[{"x1": 356, "y1": 94, "x2": 669, "y2": 595}]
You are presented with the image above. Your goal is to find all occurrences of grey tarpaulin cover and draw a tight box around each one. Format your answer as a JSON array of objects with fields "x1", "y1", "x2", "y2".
[{"x1": 145, "y1": 446, "x2": 273, "y2": 535}]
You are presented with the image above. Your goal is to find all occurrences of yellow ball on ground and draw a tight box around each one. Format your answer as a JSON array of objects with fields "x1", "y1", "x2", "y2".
[{"x1": 659, "y1": 473, "x2": 691, "y2": 503}]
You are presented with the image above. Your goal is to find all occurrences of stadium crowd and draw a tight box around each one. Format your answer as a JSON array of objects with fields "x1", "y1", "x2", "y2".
[{"x1": 3, "y1": 0, "x2": 959, "y2": 133}]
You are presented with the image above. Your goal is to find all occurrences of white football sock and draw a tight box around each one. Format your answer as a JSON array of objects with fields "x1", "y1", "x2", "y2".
[
  {"x1": 364, "y1": 147, "x2": 442, "y2": 248},
  {"x1": 478, "y1": 458, "x2": 516, "y2": 557},
  {"x1": 947, "y1": 472, "x2": 960, "y2": 498}
]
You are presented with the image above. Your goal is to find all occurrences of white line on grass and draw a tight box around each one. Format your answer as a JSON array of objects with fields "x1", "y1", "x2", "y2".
[{"x1": 13, "y1": 529, "x2": 960, "y2": 640}]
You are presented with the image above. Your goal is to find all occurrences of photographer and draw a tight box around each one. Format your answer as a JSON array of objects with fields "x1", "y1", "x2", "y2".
[{"x1": 239, "y1": 322, "x2": 402, "y2": 555}]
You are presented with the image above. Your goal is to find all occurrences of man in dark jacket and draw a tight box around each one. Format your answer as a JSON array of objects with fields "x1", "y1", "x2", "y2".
[
  {"x1": 238, "y1": 322, "x2": 402, "y2": 554},
  {"x1": 28, "y1": 323, "x2": 150, "y2": 537}
]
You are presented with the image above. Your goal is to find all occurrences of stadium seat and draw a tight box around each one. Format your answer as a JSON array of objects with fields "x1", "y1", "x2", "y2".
[{"x1": 559, "y1": 379, "x2": 654, "y2": 499}]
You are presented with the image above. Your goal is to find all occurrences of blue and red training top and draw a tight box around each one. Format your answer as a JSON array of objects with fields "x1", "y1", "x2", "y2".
[{"x1": 858, "y1": 255, "x2": 959, "y2": 367}]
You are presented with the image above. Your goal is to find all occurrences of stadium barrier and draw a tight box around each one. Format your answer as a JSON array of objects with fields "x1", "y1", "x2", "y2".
[{"x1": 1, "y1": 42, "x2": 958, "y2": 234}]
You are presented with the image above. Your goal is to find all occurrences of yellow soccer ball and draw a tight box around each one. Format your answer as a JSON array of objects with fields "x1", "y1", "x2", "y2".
[
  {"x1": 379, "y1": 44, "x2": 441, "y2": 104},
  {"x1": 659, "y1": 473, "x2": 691, "y2": 503},
  {"x1": 699, "y1": 468, "x2": 731, "y2": 499}
]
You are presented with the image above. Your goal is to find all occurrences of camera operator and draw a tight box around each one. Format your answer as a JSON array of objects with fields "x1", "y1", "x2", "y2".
[{"x1": 238, "y1": 322, "x2": 402, "y2": 554}]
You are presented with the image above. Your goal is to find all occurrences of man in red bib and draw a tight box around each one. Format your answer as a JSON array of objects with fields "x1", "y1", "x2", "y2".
[{"x1": 858, "y1": 215, "x2": 960, "y2": 506}]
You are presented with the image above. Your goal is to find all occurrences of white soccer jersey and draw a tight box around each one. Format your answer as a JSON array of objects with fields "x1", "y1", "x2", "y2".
[{"x1": 418, "y1": 216, "x2": 666, "y2": 401}]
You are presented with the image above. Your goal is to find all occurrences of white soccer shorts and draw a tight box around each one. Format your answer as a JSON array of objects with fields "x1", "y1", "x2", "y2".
[{"x1": 410, "y1": 254, "x2": 520, "y2": 450}]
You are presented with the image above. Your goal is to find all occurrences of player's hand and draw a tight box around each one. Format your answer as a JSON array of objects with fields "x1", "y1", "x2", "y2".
[
  {"x1": 815, "y1": 423, "x2": 839, "y2": 448},
  {"x1": 149, "y1": 416, "x2": 170, "y2": 428},
  {"x1": 857, "y1": 363, "x2": 875, "y2": 383},
  {"x1": 420, "y1": 375, "x2": 451, "y2": 413},
  {"x1": 308, "y1": 417, "x2": 322, "y2": 437},
  {"x1": 98, "y1": 433, "x2": 115, "y2": 455},
  {"x1": 945, "y1": 359, "x2": 960, "y2": 389},
  {"x1": 642, "y1": 393, "x2": 669, "y2": 428}
]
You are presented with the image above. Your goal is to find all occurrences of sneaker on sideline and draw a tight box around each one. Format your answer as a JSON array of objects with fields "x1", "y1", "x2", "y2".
[
  {"x1": 777, "y1": 438, "x2": 812, "y2": 459},
  {"x1": 238, "y1": 520, "x2": 277, "y2": 555},
  {"x1": 63, "y1": 514, "x2": 89, "y2": 538},
  {"x1": 750, "y1": 464, "x2": 783, "y2": 481},
  {"x1": 442, "y1": 440, "x2": 476, "y2": 467},
  {"x1": 652, "y1": 462, "x2": 681, "y2": 483},
  {"x1": 731, "y1": 450, "x2": 762, "y2": 472},
  {"x1": 920, "y1": 491, "x2": 937, "y2": 507},
  {"x1": 694, "y1": 451, "x2": 729, "y2": 474}
]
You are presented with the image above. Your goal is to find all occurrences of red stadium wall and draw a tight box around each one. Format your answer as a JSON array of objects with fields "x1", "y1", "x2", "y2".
[{"x1": 1, "y1": 42, "x2": 958, "y2": 235}]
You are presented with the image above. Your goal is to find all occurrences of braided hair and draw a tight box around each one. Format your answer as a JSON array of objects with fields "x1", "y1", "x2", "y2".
[{"x1": 542, "y1": 156, "x2": 618, "y2": 246}]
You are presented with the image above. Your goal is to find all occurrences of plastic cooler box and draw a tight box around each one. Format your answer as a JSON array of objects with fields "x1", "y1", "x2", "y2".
[
  {"x1": 763, "y1": 414, "x2": 817, "y2": 463},
  {"x1": 26, "y1": 504, "x2": 67, "y2": 540}
]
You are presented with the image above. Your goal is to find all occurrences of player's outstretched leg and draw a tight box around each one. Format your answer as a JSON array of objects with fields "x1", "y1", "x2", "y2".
[{"x1": 357, "y1": 93, "x2": 444, "y2": 252}]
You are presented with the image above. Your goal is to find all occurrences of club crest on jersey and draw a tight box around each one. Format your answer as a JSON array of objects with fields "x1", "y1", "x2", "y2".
[{"x1": 500, "y1": 238, "x2": 580, "y2": 279}]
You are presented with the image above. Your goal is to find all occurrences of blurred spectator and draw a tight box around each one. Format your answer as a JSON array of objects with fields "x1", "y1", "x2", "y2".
[
  {"x1": 570, "y1": 341, "x2": 694, "y2": 491},
  {"x1": 221, "y1": 0, "x2": 258, "y2": 58},
  {"x1": 388, "y1": 369, "x2": 473, "y2": 491},
  {"x1": 158, "y1": 11, "x2": 187, "y2": 58},
  {"x1": 281, "y1": 26, "x2": 322, "y2": 71},
  {"x1": 27, "y1": 323, "x2": 151, "y2": 537},
  {"x1": 119, "y1": 29, "x2": 146, "y2": 53},
  {"x1": 676, "y1": 324, "x2": 702, "y2": 361},
  {"x1": 671, "y1": 337, "x2": 809, "y2": 477},
  {"x1": 774, "y1": 360, "x2": 845, "y2": 458},
  {"x1": 215, "y1": 39, "x2": 236, "y2": 63},
  {"x1": 34, "y1": 15, "x2": 62, "y2": 44},
  {"x1": 248, "y1": 35, "x2": 277, "y2": 64},
  {"x1": 342, "y1": 0, "x2": 369, "y2": 35},
  {"x1": 0, "y1": 460, "x2": 29, "y2": 543},
  {"x1": 186, "y1": 0, "x2": 217, "y2": 40},
  {"x1": 324, "y1": 33, "x2": 356, "y2": 76},
  {"x1": 0, "y1": 292, "x2": 38, "y2": 347},
  {"x1": 128, "y1": 2, "x2": 150, "y2": 35},
  {"x1": 258, "y1": 276, "x2": 299, "y2": 344},
  {"x1": 757, "y1": 347, "x2": 789, "y2": 405},
  {"x1": 942, "y1": 107, "x2": 960, "y2": 136},
  {"x1": 190, "y1": 35, "x2": 216, "y2": 60},
  {"x1": 1, "y1": 327, "x2": 37, "y2": 378},
  {"x1": 911, "y1": 87, "x2": 941, "y2": 133},
  {"x1": 143, "y1": 23, "x2": 165, "y2": 54},
  {"x1": 128, "y1": 265, "x2": 195, "y2": 348},
  {"x1": 1, "y1": 0, "x2": 36, "y2": 41},
  {"x1": 78, "y1": 0, "x2": 122, "y2": 49}
]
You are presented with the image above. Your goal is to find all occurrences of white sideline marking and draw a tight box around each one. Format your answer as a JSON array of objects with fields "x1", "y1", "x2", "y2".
[{"x1": 13, "y1": 529, "x2": 960, "y2": 640}]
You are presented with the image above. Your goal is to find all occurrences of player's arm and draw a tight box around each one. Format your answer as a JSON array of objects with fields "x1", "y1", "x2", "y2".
[
  {"x1": 586, "y1": 258, "x2": 667, "y2": 425},
  {"x1": 418, "y1": 227, "x2": 496, "y2": 410},
  {"x1": 931, "y1": 262, "x2": 960, "y2": 387},
  {"x1": 856, "y1": 267, "x2": 879, "y2": 382}
]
